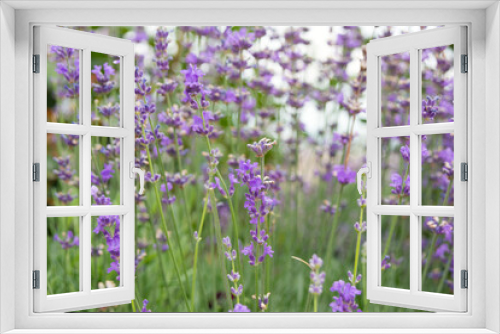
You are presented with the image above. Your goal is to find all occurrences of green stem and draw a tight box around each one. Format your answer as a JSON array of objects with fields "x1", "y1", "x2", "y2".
[
  {"x1": 230, "y1": 258, "x2": 240, "y2": 304},
  {"x1": 191, "y1": 193, "x2": 209, "y2": 311},
  {"x1": 198, "y1": 110, "x2": 232, "y2": 309},
  {"x1": 443, "y1": 176, "x2": 454, "y2": 206},
  {"x1": 265, "y1": 215, "x2": 271, "y2": 311},
  {"x1": 208, "y1": 187, "x2": 233, "y2": 310},
  {"x1": 362, "y1": 253, "x2": 367, "y2": 310},
  {"x1": 353, "y1": 203, "x2": 365, "y2": 282},
  {"x1": 437, "y1": 247, "x2": 453, "y2": 293},
  {"x1": 131, "y1": 300, "x2": 137, "y2": 313},
  {"x1": 214, "y1": 170, "x2": 245, "y2": 304},
  {"x1": 145, "y1": 120, "x2": 190, "y2": 287},
  {"x1": 140, "y1": 127, "x2": 191, "y2": 312},
  {"x1": 313, "y1": 294, "x2": 318, "y2": 313},
  {"x1": 147, "y1": 216, "x2": 169, "y2": 296},
  {"x1": 255, "y1": 260, "x2": 259, "y2": 312},
  {"x1": 260, "y1": 155, "x2": 268, "y2": 310},
  {"x1": 422, "y1": 233, "x2": 437, "y2": 284},
  {"x1": 382, "y1": 164, "x2": 409, "y2": 257},
  {"x1": 422, "y1": 177, "x2": 454, "y2": 286},
  {"x1": 325, "y1": 185, "x2": 345, "y2": 270},
  {"x1": 305, "y1": 292, "x2": 311, "y2": 312},
  {"x1": 294, "y1": 111, "x2": 301, "y2": 242},
  {"x1": 166, "y1": 93, "x2": 193, "y2": 231}
]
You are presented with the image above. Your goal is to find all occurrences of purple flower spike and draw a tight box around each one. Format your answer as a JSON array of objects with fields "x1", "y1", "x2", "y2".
[
  {"x1": 333, "y1": 165, "x2": 356, "y2": 185},
  {"x1": 320, "y1": 200, "x2": 337, "y2": 216},
  {"x1": 354, "y1": 221, "x2": 367, "y2": 233},
  {"x1": 223, "y1": 27, "x2": 255, "y2": 54},
  {"x1": 422, "y1": 95, "x2": 441, "y2": 120},
  {"x1": 357, "y1": 196, "x2": 367, "y2": 207},
  {"x1": 247, "y1": 138, "x2": 276, "y2": 157},
  {"x1": 227, "y1": 270, "x2": 240, "y2": 282},
  {"x1": 145, "y1": 172, "x2": 161, "y2": 183},
  {"x1": 91, "y1": 63, "x2": 116, "y2": 95},
  {"x1": 230, "y1": 284, "x2": 243, "y2": 296},
  {"x1": 180, "y1": 64, "x2": 205, "y2": 109},
  {"x1": 100, "y1": 163, "x2": 115, "y2": 183},
  {"x1": 309, "y1": 254, "x2": 323, "y2": 269},
  {"x1": 258, "y1": 292, "x2": 271, "y2": 311},
  {"x1": 381, "y1": 255, "x2": 391, "y2": 270},
  {"x1": 400, "y1": 145, "x2": 410, "y2": 163},
  {"x1": 222, "y1": 236, "x2": 232, "y2": 249},
  {"x1": 306, "y1": 254, "x2": 325, "y2": 296},
  {"x1": 330, "y1": 279, "x2": 362, "y2": 312},
  {"x1": 55, "y1": 191, "x2": 76, "y2": 205},
  {"x1": 241, "y1": 242, "x2": 256, "y2": 266},
  {"x1": 141, "y1": 299, "x2": 152, "y2": 313},
  {"x1": 348, "y1": 271, "x2": 362, "y2": 285},
  {"x1": 212, "y1": 177, "x2": 227, "y2": 197},
  {"x1": 390, "y1": 173, "x2": 410, "y2": 196},
  {"x1": 54, "y1": 231, "x2": 79, "y2": 250},
  {"x1": 229, "y1": 303, "x2": 251, "y2": 313}
]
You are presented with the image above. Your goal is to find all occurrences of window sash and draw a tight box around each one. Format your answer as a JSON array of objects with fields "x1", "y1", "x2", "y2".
[
  {"x1": 33, "y1": 25, "x2": 136, "y2": 313},
  {"x1": 366, "y1": 25, "x2": 468, "y2": 312}
]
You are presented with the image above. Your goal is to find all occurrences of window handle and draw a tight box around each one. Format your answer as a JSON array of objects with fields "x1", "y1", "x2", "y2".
[
  {"x1": 357, "y1": 162, "x2": 371, "y2": 195},
  {"x1": 129, "y1": 161, "x2": 145, "y2": 195}
]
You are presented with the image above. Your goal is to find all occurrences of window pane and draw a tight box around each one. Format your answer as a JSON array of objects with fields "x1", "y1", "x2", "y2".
[
  {"x1": 91, "y1": 52, "x2": 121, "y2": 127},
  {"x1": 381, "y1": 137, "x2": 410, "y2": 205},
  {"x1": 47, "y1": 45, "x2": 80, "y2": 124},
  {"x1": 47, "y1": 133, "x2": 80, "y2": 206},
  {"x1": 380, "y1": 52, "x2": 410, "y2": 127},
  {"x1": 381, "y1": 215, "x2": 410, "y2": 290},
  {"x1": 47, "y1": 217, "x2": 80, "y2": 294},
  {"x1": 421, "y1": 133, "x2": 454, "y2": 206},
  {"x1": 421, "y1": 45, "x2": 454, "y2": 124},
  {"x1": 91, "y1": 137, "x2": 121, "y2": 205},
  {"x1": 92, "y1": 216, "x2": 121, "y2": 290},
  {"x1": 421, "y1": 216, "x2": 454, "y2": 294}
]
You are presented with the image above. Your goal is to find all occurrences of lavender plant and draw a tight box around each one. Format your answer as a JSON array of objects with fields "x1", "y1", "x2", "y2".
[{"x1": 45, "y1": 26, "x2": 454, "y2": 313}]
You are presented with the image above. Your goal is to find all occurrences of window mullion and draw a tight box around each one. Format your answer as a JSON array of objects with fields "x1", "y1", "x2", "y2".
[
  {"x1": 82, "y1": 48, "x2": 92, "y2": 294},
  {"x1": 409, "y1": 47, "x2": 420, "y2": 294}
]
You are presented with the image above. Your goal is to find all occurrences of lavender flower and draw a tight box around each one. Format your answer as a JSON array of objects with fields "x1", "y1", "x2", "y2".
[
  {"x1": 347, "y1": 271, "x2": 362, "y2": 285},
  {"x1": 230, "y1": 304, "x2": 251, "y2": 313},
  {"x1": 330, "y1": 279, "x2": 362, "y2": 312},
  {"x1": 91, "y1": 63, "x2": 116, "y2": 94},
  {"x1": 320, "y1": 200, "x2": 336, "y2": 215},
  {"x1": 230, "y1": 285, "x2": 243, "y2": 296},
  {"x1": 257, "y1": 292, "x2": 271, "y2": 311},
  {"x1": 100, "y1": 163, "x2": 115, "y2": 183},
  {"x1": 141, "y1": 299, "x2": 152, "y2": 312},
  {"x1": 308, "y1": 254, "x2": 326, "y2": 295},
  {"x1": 223, "y1": 27, "x2": 255, "y2": 54},
  {"x1": 422, "y1": 95, "x2": 441, "y2": 120},
  {"x1": 247, "y1": 138, "x2": 277, "y2": 157},
  {"x1": 180, "y1": 64, "x2": 206, "y2": 109},
  {"x1": 154, "y1": 27, "x2": 170, "y2": 78},
  {"x1": 354, "y1": 221, "x2": 367, "y2": 233},
  {"x1": 333, "y1": 165, "x2": 356, "y2": 185},
  {"x1": 54, "y1": 231, "x2": 79, "y2": 249},
  {"x1": 390, "y1": 173, "x2": 410, "y2": 196},
  {"x1": 381, "y1": 255, "x2": 391, "y2": 270}
]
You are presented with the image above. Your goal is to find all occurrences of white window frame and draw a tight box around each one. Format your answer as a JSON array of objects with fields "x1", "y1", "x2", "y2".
[
  {"x1": 33, "y1": 25, "x2": 136, "y2": 312},
  {"x1": 366, "y1": 26, "x2": 467, "y2": 312},
  {"x1": 1, "y1": 1, "x2": 499, "y2": 333}
]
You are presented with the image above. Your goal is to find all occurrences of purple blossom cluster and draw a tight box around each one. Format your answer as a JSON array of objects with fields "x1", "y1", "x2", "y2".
[
  {"x1": 54, "y1": 230, "x2": 79, "y2": 250},
  {"x1": 308, "y1": 254, "x2": 326, "y2": 295},
  {"x1": 330, "y1": 278, "x2": 362, "y2": 312}
]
